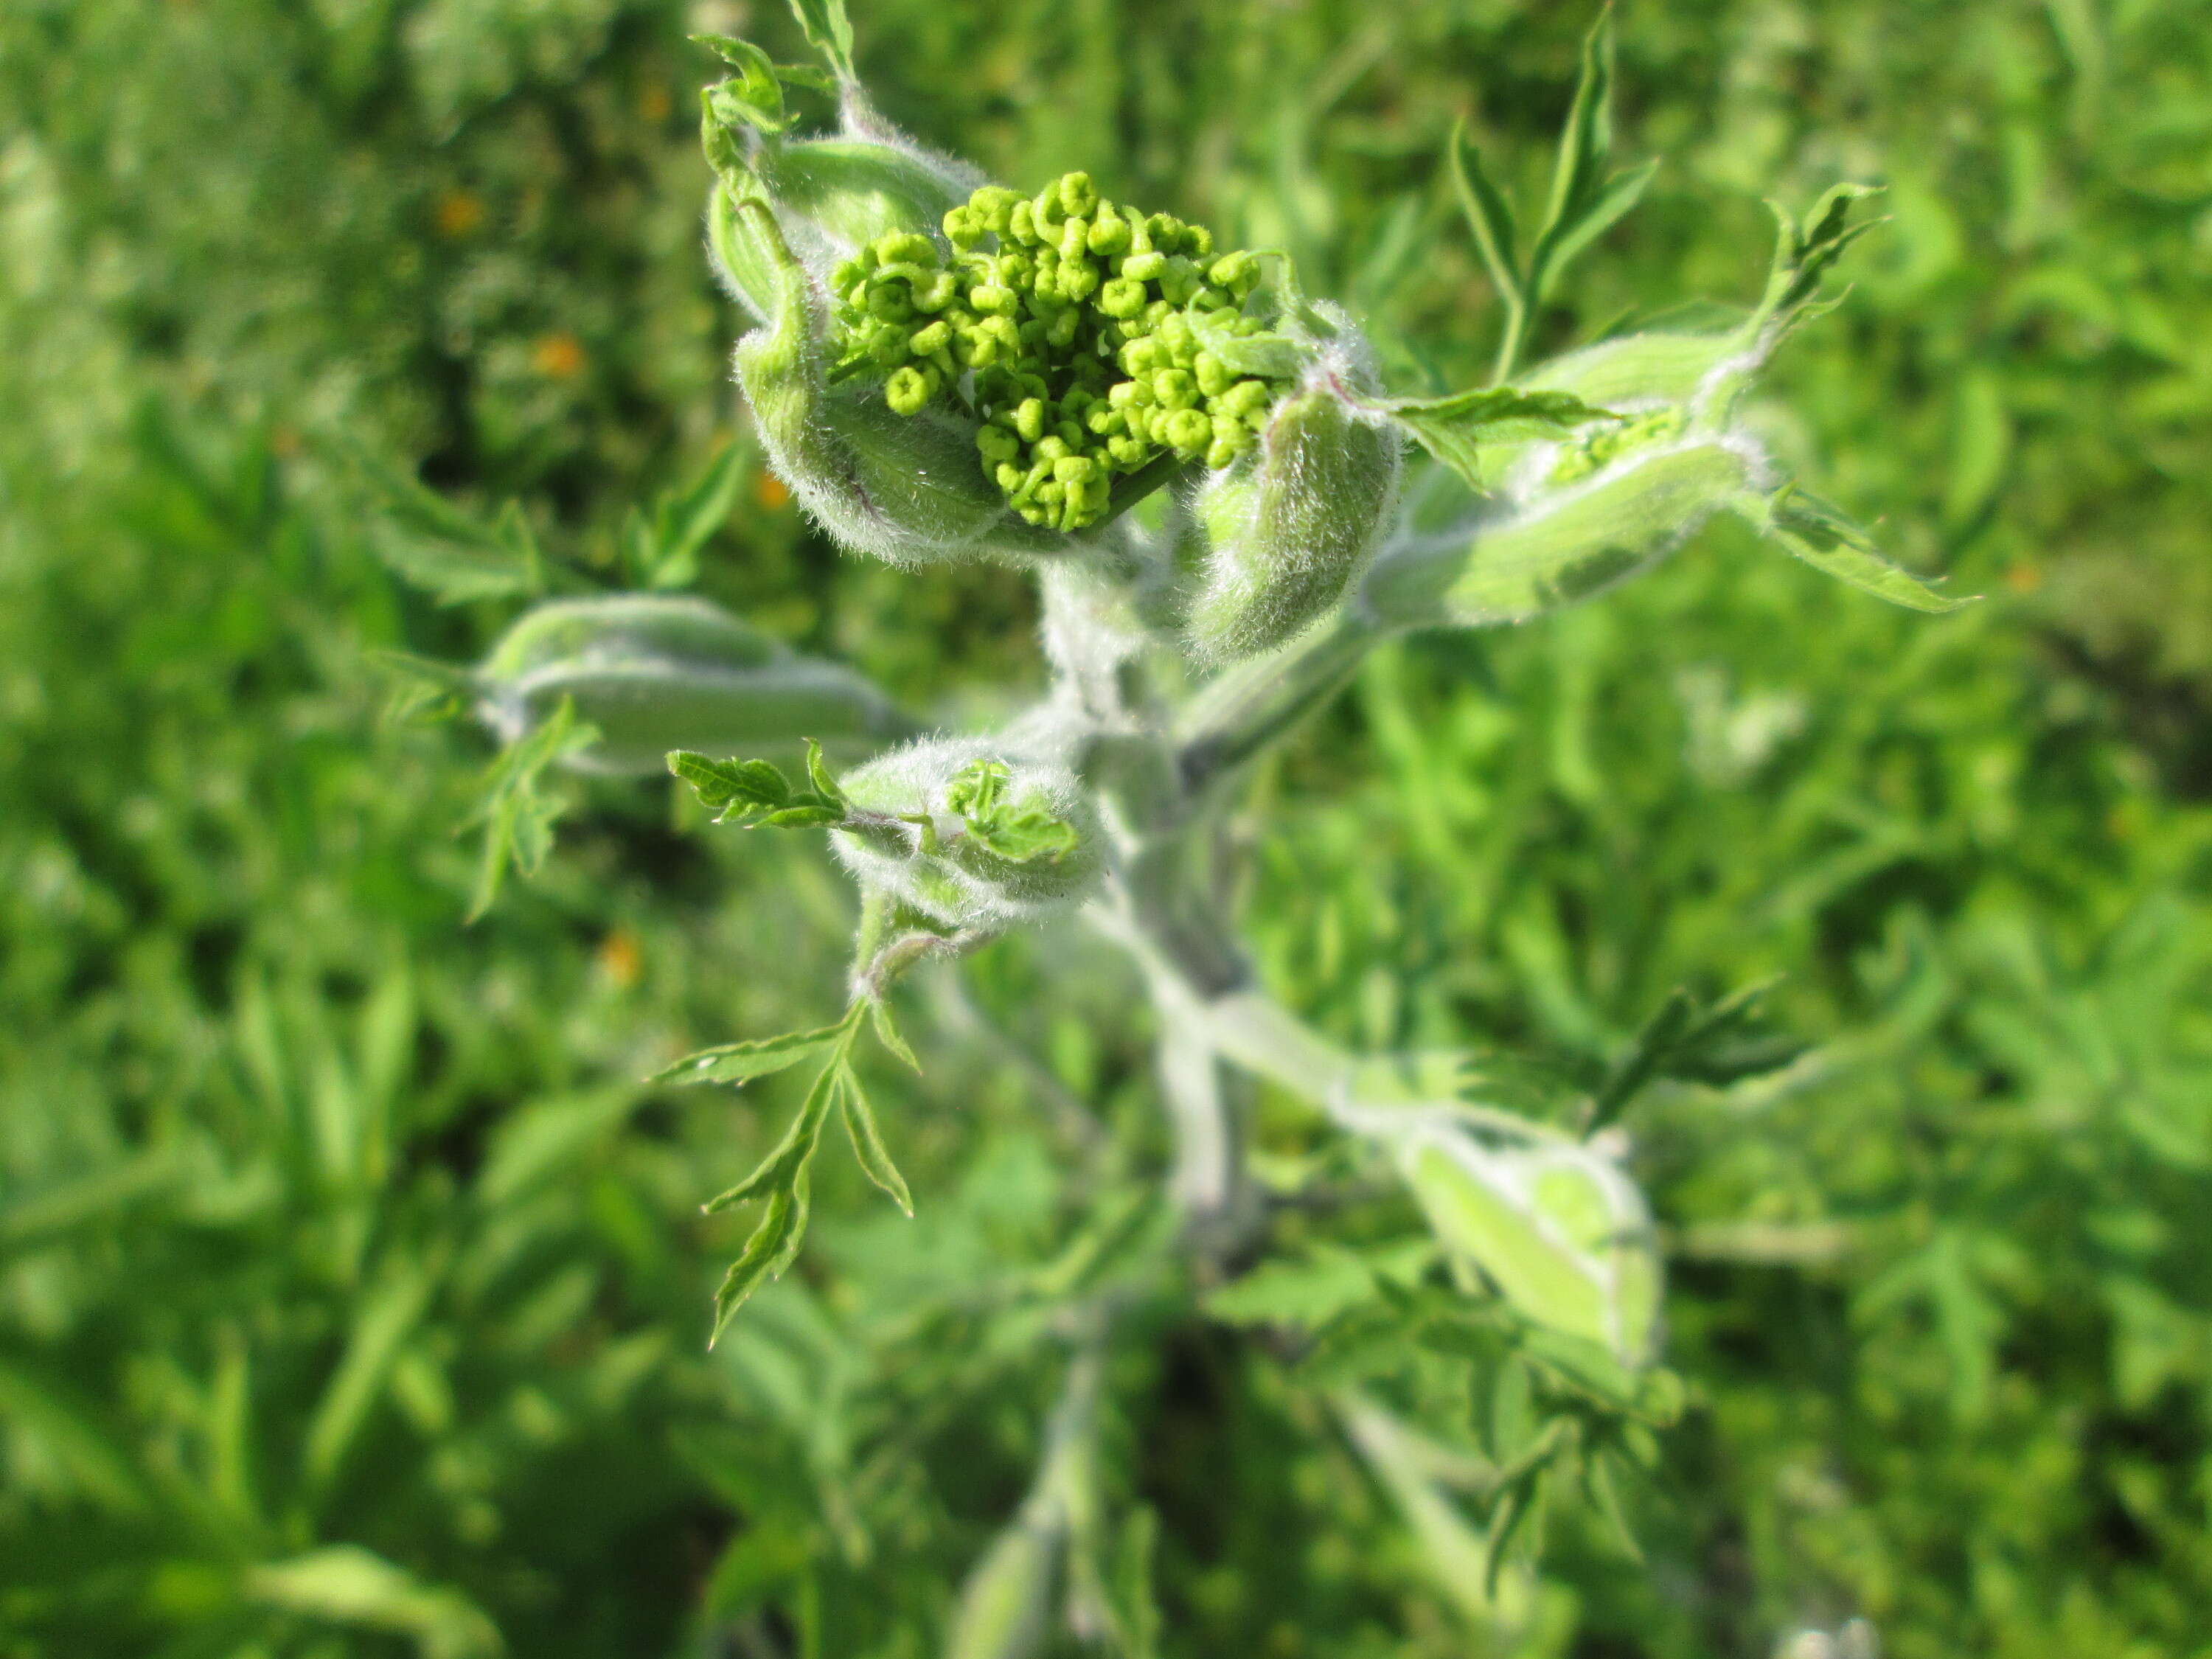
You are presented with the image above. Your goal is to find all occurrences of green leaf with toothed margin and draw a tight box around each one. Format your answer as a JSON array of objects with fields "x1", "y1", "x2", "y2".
[
  {"x1": 868, "y1": 998, "x2": 922, "y2": 1074},
  {"x1": 702, "y1": 1082, "x2": 831, "y2": 1211},
  {"x1": 709, "y1": 1179, "x2": 804, "y2": 1344},
  {"x1": 650, "y1": 1022, "x2": 848, "y2": 1087},
  {"x1": 1750, "y1": 183, "x2": 1885, "y2": 338},
  {"x1": 1447, "y1": 119, "x2": 1522, "y2": 304},
  {"x1": 1745, "y1": 487, "x2": 1975, "y2": 613},
  {"x1": 1371, "y1": 386, "x2": 1613, "y2": 495},
  {"x1": 837, "y1": 1065, "x2": 912, "y2": 1215},
  {"x1": 785, "y1": 0, "x2": 857, "y2": 84},
  {"x1": 465, "y1": 695, "x2": 599, "y2": 922},
  {"x1": 668, "y1": 751, "x2": 793, "y2": 820}
]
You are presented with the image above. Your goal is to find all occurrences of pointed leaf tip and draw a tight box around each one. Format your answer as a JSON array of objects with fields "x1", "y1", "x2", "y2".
[{"x1": 1745, "y1": 488, "x2": 1976, "y2": 613}]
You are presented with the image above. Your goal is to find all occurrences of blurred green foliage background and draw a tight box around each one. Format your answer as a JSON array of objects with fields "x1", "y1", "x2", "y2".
[{"x1": 4, "y1": 1, "x2": 2211, "y2": 1655}]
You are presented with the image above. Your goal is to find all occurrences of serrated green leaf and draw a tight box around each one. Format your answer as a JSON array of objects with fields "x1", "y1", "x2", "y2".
[
  {"x1": 651, "y1": 1021, "x2": 848, "y2": 1086},
  {"x1": 1750, "y1": 183, "x2": 1885, "y2": 338},
  {"x1": 1447, "y1": 119, "x2": 1521, "y2": 305},
  {"x1": 343, "y1": 439, "x2": 504, "y2": 549},
  {"x1": 1533, "y1": 157, "x2": 1657, "y2": 299},
  {"x1": 1586, "y1": 987, "x2": 1697, "y2": 1132},
  {"x1": 696, "y1": 35, "x2": 790, "y2": 135},
  {"x1": 762, "y1": 1166, "x2": 814, "y2": 1281},
  {"x1": 785, "y1": 0, "x2": 857, "y2": 83},
  {"x1": 700, "y1": 1046, "x2": 845, "y2": 1212},
  {"x1": 836, "y1": 1064, "x2": 912, "y2": 1216},
  {"x1": 465, "y1": 695, "x2": 599, "y2": 921},
  {"x1": 1745, "y1": 487, "x2": 1975, "y2": 613},
  {"x1": 371, "y1": 650, "x2": 474, "y2": 725},
  {"x1": 1375, "y1": 386, "x2": 1612, "y2": 493},
  {"x1": 1540, "y1": 8, "x2": 1617, "y2": 230},
  {"x1": 759, "y1": 804, "x2": 847, "y2": 828},
  {"x1": 668, "y1": 751, "x2": 793, "y2": 818},
  {"x1": 803, "y1": 737, "x2": 845, "y2": 807},
  {"x1": 709, "y1": 1180, "x2": 804, "y2": 1344},
  {"x1": 945, "y1": 759, "x2": 1079, "y2": 864},
  {"x1": 1523, "y1": 7, "x2": 1629, "y2": 303},
  {"x1": 345, "y1": 441, "x2": 543, "y2": 605},
  {"x1": 374, "y1": 530, "x2": 540, "y2": 607},
  {"x1": 1205, "y1": 1242, "x2": 1434, "y2": 1333},
  {"x1": 867, "y1": 998, "x2": 921, "y2": 1074}
]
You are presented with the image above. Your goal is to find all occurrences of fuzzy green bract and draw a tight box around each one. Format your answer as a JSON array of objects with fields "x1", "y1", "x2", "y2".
[{"x1": 1400, "y1": 1133, "x2": 1663, "y2": 1366}]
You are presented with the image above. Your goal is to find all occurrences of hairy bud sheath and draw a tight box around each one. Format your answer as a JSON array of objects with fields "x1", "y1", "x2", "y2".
[
  {"x1": 1362, "y1": 433, "x2": 1762, "y2": 629},
  {"x1": 476, "y1": 595, "x2": 905, "y2": 774},
  {"x1": 830, "y1": 737, "x2": 1103, "y2": 929},
  {"x1": 709, "y1": 135, "x2": 975, "y2": 324},
  {"x1": 1189, "y1": 354, "x2": 1402, "y2": 662},
  {"x1": 1399, "y1": 1130, "x2": 1662, "y2": 1366},
  {"x1": 722, "y1": 195, "x2": 1063, "y2": 565}
]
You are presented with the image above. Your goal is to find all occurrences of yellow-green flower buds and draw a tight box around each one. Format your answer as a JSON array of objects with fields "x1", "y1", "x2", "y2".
[
  {"x1": 817, "y1": 170, "x2": 1307, "y2": 534},
  {"x1": 1361, "y1": 434, "x2": 1763, "y2": 630},
  {"x1": 476, "y1": 595, "x2": 907, "y2": 776},
  {"x1": 728, "y1": 198, "x2": 1062, "y2": 565},
  {"x1": 1189, "y1": 353, "x2": 1403, "y2": 664},
  {"x1": 830, "y1": 737, "x2": 1104, "y2": 929},
  {"x1": 1398, "y1": 1129, "x2": 1662, "y2": 1366}
]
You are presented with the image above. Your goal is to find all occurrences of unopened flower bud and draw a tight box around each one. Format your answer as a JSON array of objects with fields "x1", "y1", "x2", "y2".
[
  {"x1": 1361, "y1": 434, "x2": 1762, "y2": 628},
  {"x1": 1398, "y1": 1129, "x2": 1661, "y2": 1366},
  {"x1": 727, "y1": 198, "x2": 1061, "y2": 565},
  {"x1": 476, "y1": 595, "x2": 906, "y2": 775},
  {"x1": 830, "y1": 738, "x2": 1104, "y2": 929},
  {"x1": 1189, "y1": 363, "x2": 1403, "y2": 662}
]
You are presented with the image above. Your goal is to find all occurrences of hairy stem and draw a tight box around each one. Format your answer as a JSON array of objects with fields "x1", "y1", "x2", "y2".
[
  {"x1": 1153, "y1": 987, "x2": 1251, "y2": 1254},
  {"x1": 1175, "y1": 606, "x2": 1390, "y2": 796}
]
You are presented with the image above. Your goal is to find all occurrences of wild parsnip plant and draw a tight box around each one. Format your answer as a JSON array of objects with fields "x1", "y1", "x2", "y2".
[{"x1": 384, "y1": 1, "x2": 1969, "y2": 1646}]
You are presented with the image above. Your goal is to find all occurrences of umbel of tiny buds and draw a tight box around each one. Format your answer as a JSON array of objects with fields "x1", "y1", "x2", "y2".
[{"x1": 841, "y1": 170, "x2": 1301, "y2": 534}]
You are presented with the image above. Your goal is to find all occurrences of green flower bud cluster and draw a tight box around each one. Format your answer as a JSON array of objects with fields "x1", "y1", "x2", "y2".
[
  {"x1": 1546, "y1": 406, "x2": 1691, "y2": 486},
  {"x1": 825, "y1": 171, "x2": 1295, "y2": 532},
  {"x1": 830, "y1": 737, "x2": 1104, "y2": 929}
]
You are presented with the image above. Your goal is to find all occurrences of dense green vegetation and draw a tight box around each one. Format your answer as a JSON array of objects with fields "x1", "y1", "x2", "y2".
[{"x1": 4, "y1": 2, "x2": 2210, "y2": 1656}]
